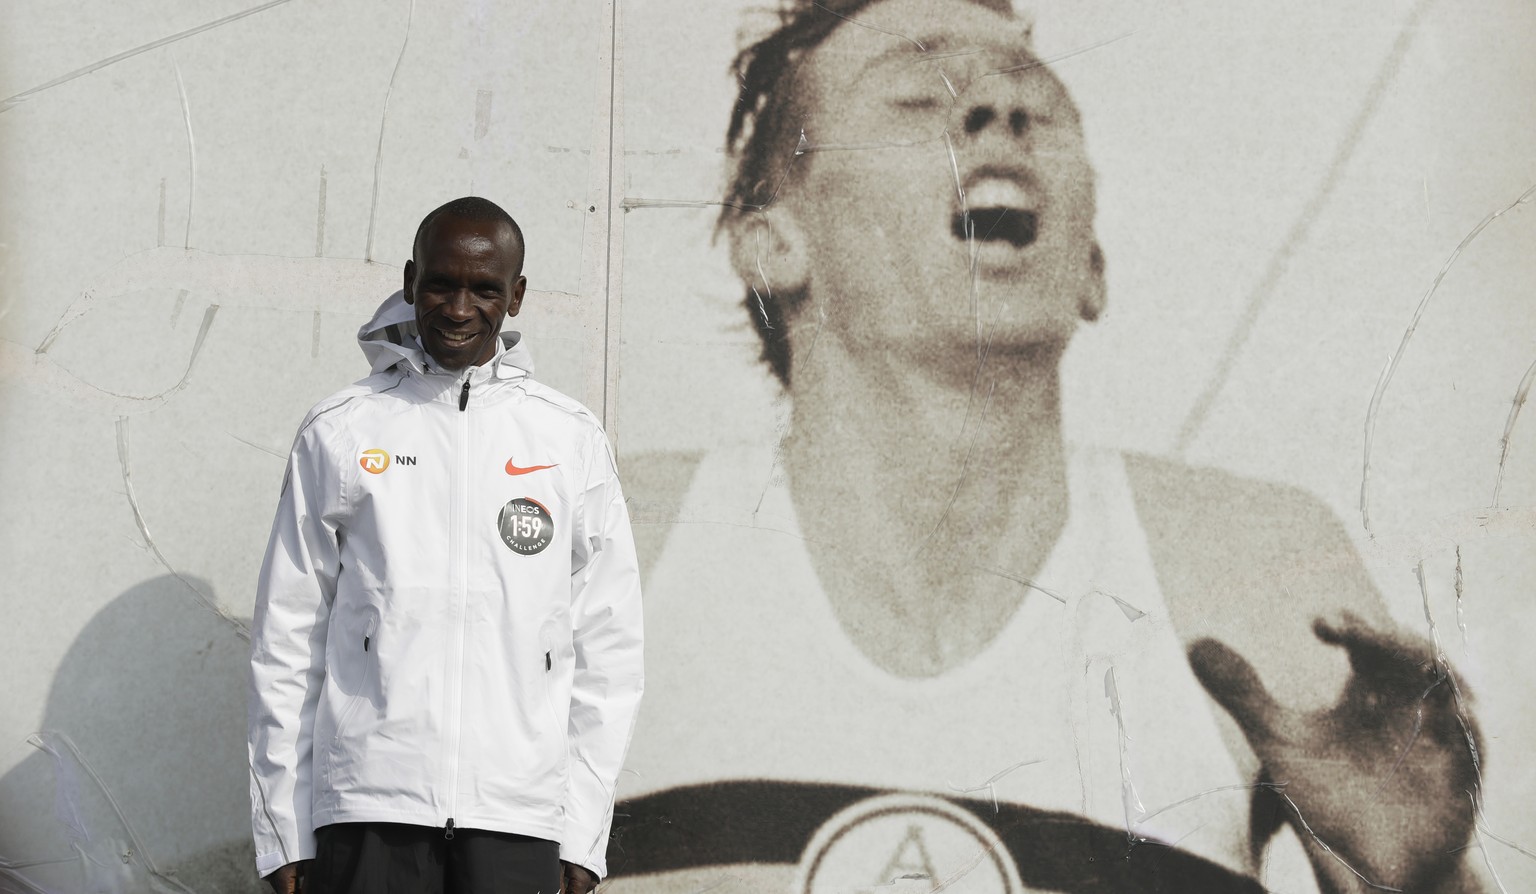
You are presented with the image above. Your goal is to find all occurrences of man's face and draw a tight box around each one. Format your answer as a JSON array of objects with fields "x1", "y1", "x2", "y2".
[
  {"x1": 783, "y1": 0, "x2": 1104, "y2": 368},
  {"x1": 403, "y1": 216, "x2": 526, "y2": 371}
]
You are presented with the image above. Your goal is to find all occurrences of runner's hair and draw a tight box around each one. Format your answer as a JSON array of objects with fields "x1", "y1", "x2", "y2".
[
  {"x1": 414, "y1": 196, "x2": 526, "y2": 271},
  {"x1": 721, "y1": 0, "x2": 1016, "y2": 386}
]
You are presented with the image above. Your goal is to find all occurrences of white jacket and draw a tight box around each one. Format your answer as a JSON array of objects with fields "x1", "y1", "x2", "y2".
[{"x1": 248, "y1": 293, "x2": 643, "y2": 878}]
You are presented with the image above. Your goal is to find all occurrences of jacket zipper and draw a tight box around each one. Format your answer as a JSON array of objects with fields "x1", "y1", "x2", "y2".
[{"x1": 444, "y1": 372, "x2": 472, "y2": 835}]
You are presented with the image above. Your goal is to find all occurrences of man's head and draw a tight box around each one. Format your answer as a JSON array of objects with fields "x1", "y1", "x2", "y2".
[
  {"x1": 404, "y1": 197, "x2": 528, "y2": 371},
  {"x1": 722, "y1": 0, "x2": 1106, "y2": 387}
]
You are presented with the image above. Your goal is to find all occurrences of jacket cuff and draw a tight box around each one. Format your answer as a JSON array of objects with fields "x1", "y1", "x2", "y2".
[
  {"x1": 256, "y1": 850, "x2": 289, "y2": 877},
  {"x1": 254, "y1": 834, "x2": 316, "y2": 877}
]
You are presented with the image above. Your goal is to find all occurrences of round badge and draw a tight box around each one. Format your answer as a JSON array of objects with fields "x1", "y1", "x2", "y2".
[
  {"x1": 796, "y1": 794, "x2": 1026, "y2": 894},
  {"x1": 498, "y1": 497, "x2": 554, "y2": 555}
]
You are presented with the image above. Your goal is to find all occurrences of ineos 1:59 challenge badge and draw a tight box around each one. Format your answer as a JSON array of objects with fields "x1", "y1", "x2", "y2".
[{"x1": 498, "y1": 498, "x2": 553, "y2": 555}]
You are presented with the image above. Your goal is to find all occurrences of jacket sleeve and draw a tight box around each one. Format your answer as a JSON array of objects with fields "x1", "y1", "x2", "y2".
[
  {"x1": 247, "y1": 421, "x2": 344, "y2": 876},
  {"x1": 560, "y1": 426, "x2": 645, "y2": 878}
]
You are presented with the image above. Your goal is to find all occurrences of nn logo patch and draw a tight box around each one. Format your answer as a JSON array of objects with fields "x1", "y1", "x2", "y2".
[{"x1": 360, "y1": 450, "x2": 417, "y2": 473}]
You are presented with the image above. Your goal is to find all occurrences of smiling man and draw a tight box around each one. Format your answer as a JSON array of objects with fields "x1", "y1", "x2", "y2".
[
  {"x1": 249, "y1": 197, "x2": 644, "y2": 894},
  {"x1": 610, "y1": 2, "x2": 1483, "y2": 893}
]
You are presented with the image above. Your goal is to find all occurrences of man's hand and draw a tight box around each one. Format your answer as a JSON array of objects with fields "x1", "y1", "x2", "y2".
[
  {"x1": 263, "y1": 860, "x2": 312, "y2": 894},
  {"x1": 561, "y1": 860, "x2": 599, "y2": 894},
  {"x1": 1188, "y1": 613, "x2": 1481, "y2": 893}
]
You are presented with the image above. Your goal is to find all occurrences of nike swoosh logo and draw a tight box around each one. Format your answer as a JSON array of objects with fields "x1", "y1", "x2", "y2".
[{"x1": 506, "y1": 458, "x2": 559, "y2": 476}]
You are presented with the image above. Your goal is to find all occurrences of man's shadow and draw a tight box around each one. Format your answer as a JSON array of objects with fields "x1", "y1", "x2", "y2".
[{"x1": 0, "y1": 575, "x2": 260, "y2": 894}]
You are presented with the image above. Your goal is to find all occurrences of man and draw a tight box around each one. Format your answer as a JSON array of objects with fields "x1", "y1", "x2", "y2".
[
  {"x1": 610, "y1": 2, "x2": 1482, "y2": 892},
  {"x1": 249, "y1": 197, "x2": 644, "y2": 894}
]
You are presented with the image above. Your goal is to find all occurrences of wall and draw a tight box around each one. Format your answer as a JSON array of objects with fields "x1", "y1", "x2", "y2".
[{"x1": 1, "y1": 1, "x2": 1532, "y2": 892}]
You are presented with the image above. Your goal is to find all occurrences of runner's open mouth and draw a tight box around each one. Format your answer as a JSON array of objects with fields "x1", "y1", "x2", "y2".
[{"x1": 952, "y1": 208, "x2": 1038, "y2": 248}]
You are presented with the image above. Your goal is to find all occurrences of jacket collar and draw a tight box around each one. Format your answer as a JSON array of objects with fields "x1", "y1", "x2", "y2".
[{"x1": 355, "y1": 289, "x2": 535, "y2": 382}]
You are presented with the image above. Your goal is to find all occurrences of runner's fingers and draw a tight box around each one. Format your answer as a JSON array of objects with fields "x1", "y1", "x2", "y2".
[
  {"x1": 1188, "y1": 637, "x2": 1284, "y2": 746},
  {"x1": 1313, "y1": 614, "x2": 1448, "y2": 698}
]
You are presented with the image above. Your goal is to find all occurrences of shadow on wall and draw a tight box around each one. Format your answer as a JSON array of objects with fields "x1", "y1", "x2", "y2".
[{"x1": 0, "y1": 575, "x2": 261, "y2": 894}]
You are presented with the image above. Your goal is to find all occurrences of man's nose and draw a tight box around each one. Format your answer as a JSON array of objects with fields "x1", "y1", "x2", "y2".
[
  {"x1": 959, "y1": 104, "x2": 1030, "y2": 139},
  {"x1": 441, "y1": 290, "x2": 476, "y2": 320}
]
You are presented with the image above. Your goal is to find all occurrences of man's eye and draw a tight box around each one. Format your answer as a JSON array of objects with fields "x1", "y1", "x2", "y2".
[{"x1": 891, "y1": 95, "x2": 942, "y2": 111}]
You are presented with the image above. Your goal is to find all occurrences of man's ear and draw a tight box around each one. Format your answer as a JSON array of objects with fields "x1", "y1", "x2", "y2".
[
  {"x1": 1079, "y1": 243, "x2": 1108, "y2": 323},
  {"x1": 507, "y1": 276, "x2": 527, "y2": 318},
  {"x1": 726, "y1": 209, "x2": 810, "y2": 297},
  {"x1": 402, "y1": 259, "x2": 417, "y2": 305}
]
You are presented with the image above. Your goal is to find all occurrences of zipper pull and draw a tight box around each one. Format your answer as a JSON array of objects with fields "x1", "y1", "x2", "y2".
[
  {"x1": 363, "y1": 635, "x2": 370, "y2": 652},
  {"x1": 458, "y1": 379, "x2": 471, "y2": 411},
  {"x1": 545, "y1": 651, "x2": 552, "y2": 671},
  {"x1": 444, "y1": 818, "x2": 455, "y2": 840}
]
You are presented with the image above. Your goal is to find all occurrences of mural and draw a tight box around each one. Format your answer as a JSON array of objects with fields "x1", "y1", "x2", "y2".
[
  {"x1": 609, "y1": 0, "x2": 1535, "y2": 892},
  {"x1": 2, "y1": 0, "x2": 1533, "y2": 892}
]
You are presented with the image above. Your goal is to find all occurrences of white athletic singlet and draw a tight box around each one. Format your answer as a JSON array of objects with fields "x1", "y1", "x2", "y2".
[{"x1": 620, "y1": 446, "x2": 1313, "y2": 892}]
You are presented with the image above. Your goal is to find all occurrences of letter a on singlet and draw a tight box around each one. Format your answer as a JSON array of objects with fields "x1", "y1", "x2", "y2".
[{"x1": 878, "y1": 825, "x2": 938, "y2": 885}]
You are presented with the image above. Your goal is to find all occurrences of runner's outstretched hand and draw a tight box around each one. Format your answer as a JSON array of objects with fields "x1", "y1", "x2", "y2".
[{"x1": 1188, "y1": 613, "x2": 1481, "y2": 892}]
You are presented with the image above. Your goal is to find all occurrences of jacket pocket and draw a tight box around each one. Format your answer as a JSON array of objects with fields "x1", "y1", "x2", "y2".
[
  {"x1": 324, "y1": 615, "x2": 379, "y2": 788},
  {"x1": 538, "y1": 622, "x2": 563, "y2": 730}
]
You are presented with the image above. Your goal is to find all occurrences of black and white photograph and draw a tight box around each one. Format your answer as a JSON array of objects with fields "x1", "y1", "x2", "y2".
[{"x1": 2, "y1": 1, "x2": 1533, "y2": 892}]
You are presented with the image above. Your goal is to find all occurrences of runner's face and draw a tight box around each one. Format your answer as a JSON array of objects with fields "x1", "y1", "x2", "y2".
[
  {"x1": 788, "y1": 0, "x2": 1103, "y2": 366},
  {"x1": 404, "y1": 217, "x2": 526, "y2": 371}
]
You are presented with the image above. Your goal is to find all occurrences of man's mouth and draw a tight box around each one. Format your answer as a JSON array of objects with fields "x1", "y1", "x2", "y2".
[
  {"x1": 436, "y1": 330, "x2": 479, "y2": 347},
  {"x1": 952, "y1": 207, "x2": 1038, "y2": 247},
  {"x1": 952, "y1": 175, "x2": 1039, "y2": 249}
]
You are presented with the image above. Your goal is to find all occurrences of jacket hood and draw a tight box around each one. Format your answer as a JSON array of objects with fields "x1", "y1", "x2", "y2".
[{"x1": 357, "y1": 290, "x2": 534, "y2": 379}]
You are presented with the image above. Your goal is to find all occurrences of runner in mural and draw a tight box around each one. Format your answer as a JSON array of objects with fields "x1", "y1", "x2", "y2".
[{"x1": 609, "y1": 1, "x2": 1484, "y2": 892}]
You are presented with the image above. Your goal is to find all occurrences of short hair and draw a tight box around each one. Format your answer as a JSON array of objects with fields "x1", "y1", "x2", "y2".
[
  {"x1": 413, "y1": 196, "x2": 526, "y2": 270},
  {"x1": 722, "y1": 0, "x2": 1017, "y2": 386}
]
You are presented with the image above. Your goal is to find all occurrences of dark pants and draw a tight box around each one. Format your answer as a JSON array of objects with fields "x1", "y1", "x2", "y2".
[{"x1": 310, "y1": 823, "x2": 561, "y2": 894}]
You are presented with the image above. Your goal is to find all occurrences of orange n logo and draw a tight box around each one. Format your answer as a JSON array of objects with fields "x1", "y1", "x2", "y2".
[{"x1": 360, "y1": 449, "x2": 391, "y2": 474}]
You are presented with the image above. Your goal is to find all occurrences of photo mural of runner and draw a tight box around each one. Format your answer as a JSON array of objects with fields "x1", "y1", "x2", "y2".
[{"x1": 609, "y1": 0, "x2": 1536, "y2": 892}]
